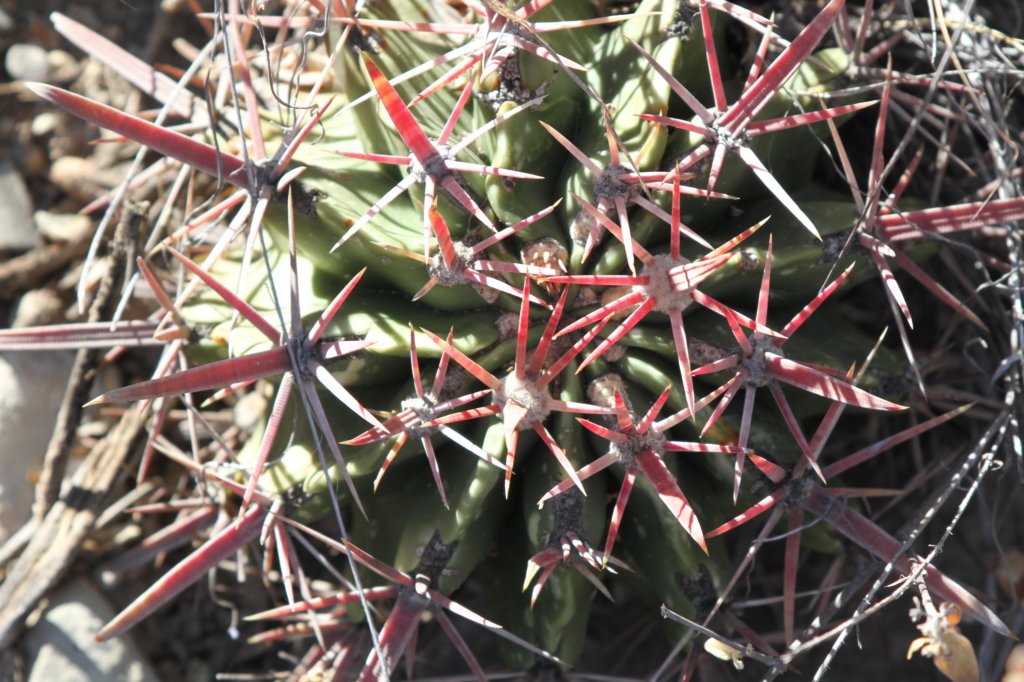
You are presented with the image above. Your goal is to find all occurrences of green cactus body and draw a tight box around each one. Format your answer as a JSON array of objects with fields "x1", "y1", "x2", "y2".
[{"x1": 203, "y1": 14, "x2": 975, "y2": 671}]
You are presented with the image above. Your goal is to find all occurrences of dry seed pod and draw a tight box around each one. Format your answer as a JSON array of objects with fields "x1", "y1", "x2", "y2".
[
  {"x1": 907, "y1": 604, "x2": 980, "y2": 682},
  {"x1": 704, "y1": 638, "x2": 746, "y2": 670},
  {"x1": 935, "y1": 631, "x2": 980, "y2": 682}
]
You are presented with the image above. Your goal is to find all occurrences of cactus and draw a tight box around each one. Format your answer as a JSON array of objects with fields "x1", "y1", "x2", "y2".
[{"x1": 8, "y1": 0, "x2": 1024, "y2": 679}]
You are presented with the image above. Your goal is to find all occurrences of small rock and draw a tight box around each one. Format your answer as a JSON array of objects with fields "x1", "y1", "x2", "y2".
[
  {"x1": 24, "y1": 578, "x2": 160, "y2": 682},
  {"x1": 34, "y1": 210, "x2": 92, "y2": 243},
  {"x1": 48, "y1": 156, "x2": 94, "y2": 190},
  {"x1": 233, "y1": 388, "x2": 269, "y2": 431},
  {"x1": 4, "y1": 44, "x2": 49, "y2": 82},
  {"x1": 0, "y1": 351, "x2": 74, "y2": 543},
  {"x1": 0, "y1": 162, "x2": 36, "y2": 252},
  {"x1": 49, "y1": 156, "x2": 112, "y2": 202},
  {"x1": 46, "y1": 49, "x2": 79, "y2": 84},
  {"x1": 0, "y1": 8, "x2": 13, "y2": 32},
  {"x1": 30, "y1": 111, "x2": 60, "y2": 137},
  {"x1": 9, "y1": 289, "x2": 64, "y2": 328}
]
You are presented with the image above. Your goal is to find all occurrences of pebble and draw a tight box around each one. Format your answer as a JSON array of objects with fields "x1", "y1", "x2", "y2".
[
  {"x1": 46, "y1": 49, "x2": 79, "y2": 84},
  {"x1": 3, "y1": 45, "x2": 76, "y2": 83},
  {"x1": 5, "y1": 44, "x2": 49, "y2": 82},
  {"x1": 49, "y1": 156, "x2": 114, "y2": 202},
  {"x1": 30, "y1": 112, "x2": 60, "y2": 138},
  {"x1": 34, "y1": 210, "x2": 92, "y2": 243},
  {"x1": 0, "y1": 350, "x2": 74, "y2": 544},
  {"x1": 0, "y1": 162, "x2": 37, "y2": 252},
  {"x1": 23, "y1": 578, "x2": 159, "y2": 682},
  {"x1": 9, "y1": 289, "x2": 65, "y2": 328},
  {"x1": 48, "y1": 156, "x2": 94, "y2": 190},
  {"x1": 0, "y1": 8, "x2": 12, "y2": 32},
  {"x1": 233, "y1": 388, "x2": 269, "y2": 431}
]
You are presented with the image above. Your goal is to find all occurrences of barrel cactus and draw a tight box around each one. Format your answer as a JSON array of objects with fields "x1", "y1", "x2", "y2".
[{"x1": 12, "y1": 0, "x2": 1024, "y2": 679}]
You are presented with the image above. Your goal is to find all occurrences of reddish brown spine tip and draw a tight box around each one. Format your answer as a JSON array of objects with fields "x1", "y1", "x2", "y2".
[{"x1": 24, "y1": 82, "x2": 54, "y2": 101}]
